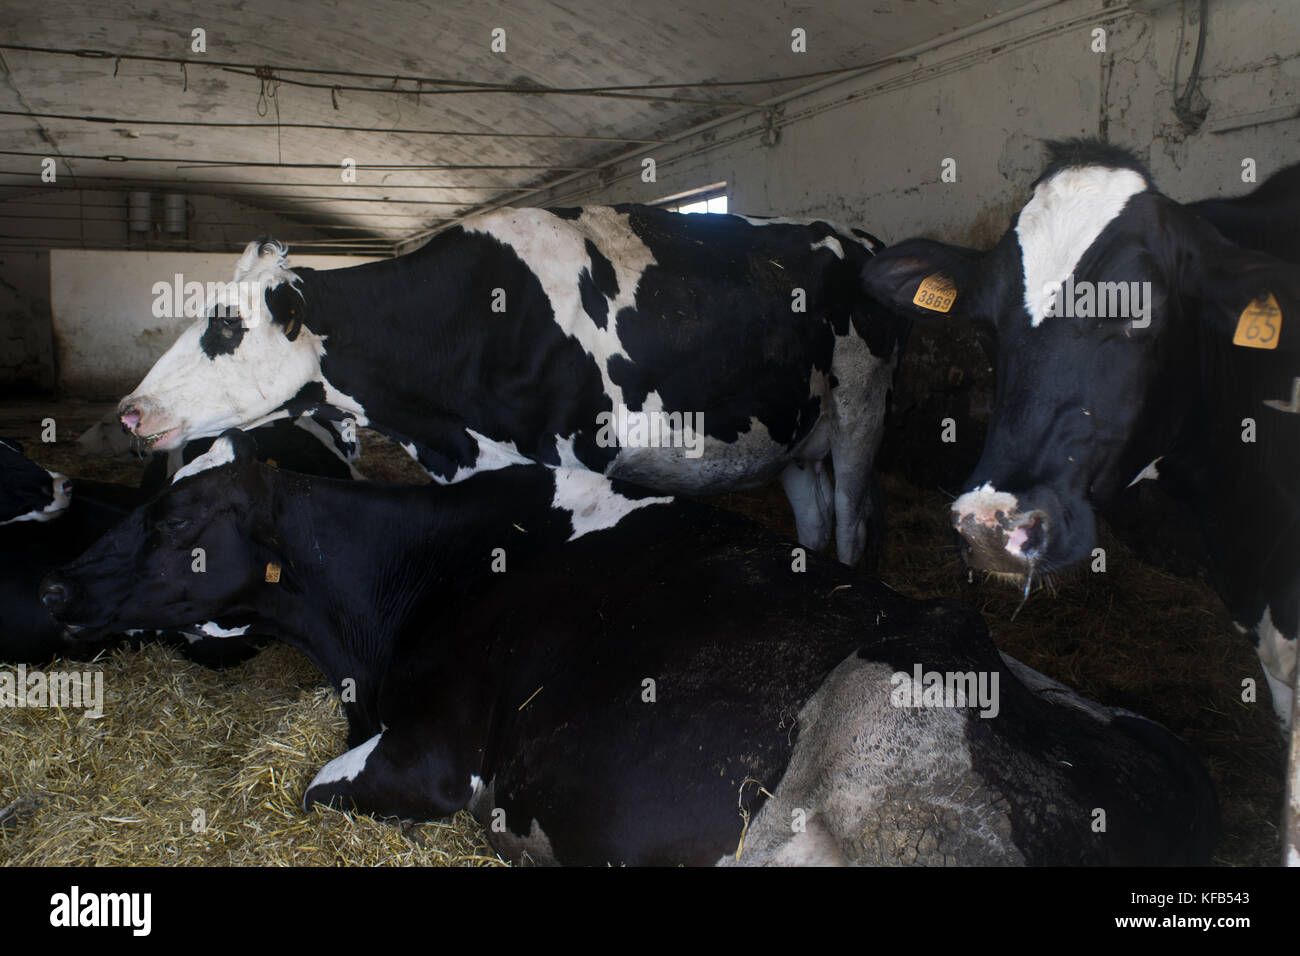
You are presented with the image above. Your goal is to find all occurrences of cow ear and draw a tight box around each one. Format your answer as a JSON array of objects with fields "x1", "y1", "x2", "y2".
[
  {"x1": 266, "y1": 282, "x2": 308, "y2": 341},
  {"x1": 860, "y1": 238, "x2": 984, "y2": 320},
  {"x1": 1176, "y1": 213, "x2": 1300, "y2": 352}
]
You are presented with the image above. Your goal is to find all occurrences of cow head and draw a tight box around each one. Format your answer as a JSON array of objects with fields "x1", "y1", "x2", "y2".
[
  {"x1": 40, "y1": 430, "x2": 278, "y2": 638},
  {"x1": 1, "y1": 438, "x2": 72, "y2": 525},
  {"x1": 118, "y1": 239, "x2": 324, "y2": 451},
  {"x1": 861, "y1": 140, "x2": 1300, "y2": 581}
]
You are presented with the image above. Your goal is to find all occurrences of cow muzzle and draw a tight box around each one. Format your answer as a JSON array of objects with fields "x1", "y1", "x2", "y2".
[
  {"x1": 950, "y1": 484, "x2": 1048, "y2": 576},
  {"x1": 118, "y1": 398, "x2": 183, "y2": 450}
]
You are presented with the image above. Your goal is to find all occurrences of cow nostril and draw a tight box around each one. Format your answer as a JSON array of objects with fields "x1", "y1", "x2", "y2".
[
  {"x1": 40, "y1": 580, "x2": 70, "y2": 613},
  {"x1": 119, "y1": 405, "x2": 141, "y2": 434},
  {"x1": 60, "y1": 478, "x2": 73, "y2": 495},
  {"x1": 1008, "y1": 514, "x2": 1047, "y2": 558}
]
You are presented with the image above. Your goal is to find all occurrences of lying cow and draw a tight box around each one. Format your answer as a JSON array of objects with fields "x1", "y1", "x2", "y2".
[
  {"x1": 114, "y1": 206, "x2": 908, "y2": 565},
  {"x1": 2, "y1": 437, "x2": 72, "y2": 525},
  {"x1": 2, "y1": 417, "x2": 355, "y2": 665},
  {"x1": 42, "y1": 430, "x2": 1217, "y2": 865},
  {"x1": 860, "y1": 138, "x2": 1300, "y2": 860}
]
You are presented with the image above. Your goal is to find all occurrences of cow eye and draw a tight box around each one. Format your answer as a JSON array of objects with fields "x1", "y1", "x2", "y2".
[{"x1": 163, "y1": 516, "x2": 191, "y2": 533}]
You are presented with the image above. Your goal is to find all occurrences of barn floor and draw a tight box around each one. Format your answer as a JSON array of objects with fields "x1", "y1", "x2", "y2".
[{"x1": 0, "y1": 399, "x2": 1285, "y2": 866}]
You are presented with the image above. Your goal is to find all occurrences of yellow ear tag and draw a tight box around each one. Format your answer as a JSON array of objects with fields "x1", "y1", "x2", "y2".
[
  {"x1": 265, "y1": 562, "x2": 281, "y2": 584},
  {"x1": 913, "y1": 273, "x2": 957, "y2": 313},
  {"x1": 1233, "y1": 293, "x2": 1282, "y2": 349},
  {"x1": 265, "y1": 458, "x2": 278, "y2": 469}
]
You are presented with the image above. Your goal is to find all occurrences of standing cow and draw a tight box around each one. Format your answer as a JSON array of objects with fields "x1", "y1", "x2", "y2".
[
  {"x1": 860, "y1": 138, "x2": 1300, "y2": 861},
  {"x1": 114, "y1": 206, "x2": 906, "y2": 565}
]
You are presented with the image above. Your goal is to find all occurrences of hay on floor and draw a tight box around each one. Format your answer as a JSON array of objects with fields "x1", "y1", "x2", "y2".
[{"x1": 0, "y1": 642, "x2": 502, "y2": 867}]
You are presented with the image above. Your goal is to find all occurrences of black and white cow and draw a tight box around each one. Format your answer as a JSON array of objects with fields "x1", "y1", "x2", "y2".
[
  {"x1": 860, "y1": 139, "x2": 1300, "y2": 861},
  {"x1": 115, "y1": 206, "x2": 908, "y2": 565},
  {"x1": 42, "y1": 430, "x2": 1217, "y2": 865},
  {"x1": 2, "y1": 438, "x2": 72, "y2": 525},
  {"x1": 2, "y1": 418, "x2": 356, "y2": 665}
]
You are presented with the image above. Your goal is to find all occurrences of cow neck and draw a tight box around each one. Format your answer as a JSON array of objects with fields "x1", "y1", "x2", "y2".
[
  {"x1": 300, "y1": 243, "x2": 466, "y2": 429},
  {"x1": 258, "y1": 467, "x2": 568, "y2": 688}
]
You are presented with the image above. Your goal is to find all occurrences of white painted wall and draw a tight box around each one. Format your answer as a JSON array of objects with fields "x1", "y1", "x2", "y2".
[
  {"x1": 519, "y1": 0, "x2": 1298, "y2": 246},
  {"x1": 50, "y1": 250, "x2": 378, "y2": 397}
]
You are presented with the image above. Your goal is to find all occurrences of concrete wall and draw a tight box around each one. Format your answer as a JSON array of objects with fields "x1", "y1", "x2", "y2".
[
  {"x1": 514, "y1": 0, "x2": 1299, "y2": 480},
  {"x1": 49, "y1": 250, "x2": 378, "y2": 398},
  {"x1": 0, "y1": 251, "x2": 53, "y2": 394},
  {"x1": 0, "y1": 188, "x2": 366, "y2": 395}
]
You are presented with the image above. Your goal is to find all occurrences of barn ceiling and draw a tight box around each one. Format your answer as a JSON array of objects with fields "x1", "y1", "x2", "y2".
[{"x1": 0, "y1": 0, "x2": 1030, "y2": 254}]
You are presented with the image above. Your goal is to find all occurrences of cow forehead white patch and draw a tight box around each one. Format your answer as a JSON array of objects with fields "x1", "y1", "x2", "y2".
[
  {"x1": 171, "y1": 436, "x2": 236, "y2": 484},
  {"x1": 1015, "y1": 166, "x2": 1148, "y2": 327},
  {"x1": 465, "y1": 207, "x2": 656, "y2": 411},
  {"x1": 550, "y1": 467, "x2": 672, "y2": 540}
]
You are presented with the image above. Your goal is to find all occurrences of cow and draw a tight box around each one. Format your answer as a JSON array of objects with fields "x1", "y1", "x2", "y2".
[
  {"x1": 2, "y1": 438, "x2": 72, "y2": 525},
  {"x1": 113, "y1": 206, "x2": 910, "y2": 566},
  {"x1": 41, "y1": 429, "x2": 1218, "y2": 866},
  {"x1": 859, "y1": 138, "x2": 1300, "y2": 862},
  {"x1": 2, "y1": 417, "x2": 356, "y2": 666}
]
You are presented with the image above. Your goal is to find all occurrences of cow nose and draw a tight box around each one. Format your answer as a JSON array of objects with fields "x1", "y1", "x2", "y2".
[
  {"x1": 60, "y1": 477, "x2": 73, "y2": 496},
  {"x1": 119, "y1": 405, "x2": 142, "y2": 435},
  {"x1": 40, "y1": 575, "x2": 71, "y2": 616},
  {"x1": 950, "y1": 484, "x2": 1047, "y2": 572}
]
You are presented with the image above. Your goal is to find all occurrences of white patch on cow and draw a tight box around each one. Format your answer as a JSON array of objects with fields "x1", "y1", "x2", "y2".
[
  {"x1": 170, "y1": 436, "x2": 235, "y2": 484},
  {"x1": 466, "y1": 207, "x2": 657, "y2": 411},
  {"x1": 195, "y1": 620, "x2": 250, "y2": 638},
  {"x1": 952, "y1": 483, "x2": 1021, "y2": 527},
  {"x1": 550, "y1": 467, "x2": 672, "y2": 540},
  {"x1": 610, "y1": 403, "x2": 803, "y2": 495},
  {"x1": 470, "y1": 774, "x2": 484, "y2": 795},
  {"x1": 2, "y1": 470, "x2": 71, "y2": 525},
  {"x1": 735, "y1": 215, "x2": 877, "y2": 252},
  {"x1": 809, "y1": 236, "x2": 844, "y2": 259},
  {"x1": 121, "y1": 241, "x2": 330, "y2": 449},
  {"x1": 1015, "y1": 166, "x2": 1148, "y2": 327},
  {"x1": 308, "y1": 732, "x2": 383, "y2": 792},
  {"x1": 1255, "y1": 606, "x2": 1297, "y2": 727},
  {"x1": 1126, "y1": 456, "x2": 1162, "y2": 488},
  {"x1": 436, "y1": 429, "x2": 534, "y2": 485}
]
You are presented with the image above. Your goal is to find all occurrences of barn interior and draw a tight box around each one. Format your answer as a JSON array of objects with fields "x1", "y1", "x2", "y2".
[{"x1": 1, "y1": 0, "x2": 1296, "y2": 866}]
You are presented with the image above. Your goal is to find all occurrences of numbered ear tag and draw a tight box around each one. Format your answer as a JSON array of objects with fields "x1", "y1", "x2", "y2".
[
  {"x1": 913, "y1": 273, "x2": 957, "y2": 313},
  {"x1": 265, "y1": 562, "x2": 281, "y2": 583},
  {"x1": 1233, "y1": 293, "x2": 1282, "y2": 349}
]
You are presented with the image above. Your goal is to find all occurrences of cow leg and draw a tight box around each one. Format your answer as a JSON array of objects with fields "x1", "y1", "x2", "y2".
[
  {"x1": 1287, "y1": 672, "x2": 1300, "y2": 866},
  {"x1": 828, "y1": 334, "x2": 895, "y2": 566},
  {"x1": 780, "y1": 460, "x2": 833, "y2": 553},
  {"x1": 1256, "y1": 614, "x2": 1297, "y2": 726},
  {"x1": 303, "y1": 726, "x2": 476, "y2": 822}
]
